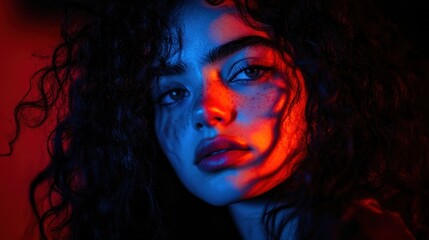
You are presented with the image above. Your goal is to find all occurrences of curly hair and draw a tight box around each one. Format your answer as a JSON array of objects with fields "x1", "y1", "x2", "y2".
[{"x1": 3, "y1": 0, "x2": 428, "y2": 239}]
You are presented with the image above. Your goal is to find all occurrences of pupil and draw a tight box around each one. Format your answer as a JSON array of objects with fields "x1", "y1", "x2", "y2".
[
  {"x1": 170, "y1": 90, "x2": 181, "y2": 100},
  {"x1": 245, "y1": 68, "x2": 259, "y2": 78}
]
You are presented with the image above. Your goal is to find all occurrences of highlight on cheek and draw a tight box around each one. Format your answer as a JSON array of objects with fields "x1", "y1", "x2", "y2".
[
  {"x1": 272, "y1": 90, "x2": 287, "y2": 114},
  {"x1": 230, "y1": 68, "x2": 308, "y2": 198},
  {"x1": 235, "y1": 113, "x2": 307, "y2": 199}
]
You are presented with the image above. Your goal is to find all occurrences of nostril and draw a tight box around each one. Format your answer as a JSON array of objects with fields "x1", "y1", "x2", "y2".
[
  {"x1": 213, "y1": 116, "x2": 223, "y2": 123},
  {"x1": 208, "y1": 116, "x2": 223, "y2": 126},
  {"x1": 196, "y1": 122, "x2": 204, "y2": 129},
  {"x1": 192, "y1": 104, "x2": 234, "y2": 130}
]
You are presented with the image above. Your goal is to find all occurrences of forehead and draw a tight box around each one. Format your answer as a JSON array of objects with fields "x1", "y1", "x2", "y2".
[
  {"x1": 169, "y1": 1, "x2": 270, "y2": 60},
  {"x1": 180, "y1": 1, "x2": 267, "y2": 41}
]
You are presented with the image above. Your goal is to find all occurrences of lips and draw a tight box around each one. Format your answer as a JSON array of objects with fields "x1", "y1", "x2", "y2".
[{"x1": 195, "y1": 136, "x2": 251, "y2": 172}]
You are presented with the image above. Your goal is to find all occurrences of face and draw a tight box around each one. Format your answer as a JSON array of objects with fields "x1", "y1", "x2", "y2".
[{"x1": 153, "y1": 0, "x2": 307, "y2": 206}]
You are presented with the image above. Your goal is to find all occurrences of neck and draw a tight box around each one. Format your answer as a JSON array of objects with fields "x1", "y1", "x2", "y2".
[{"x1": 228, "y1": 198, "x2": 297, "y2": 240}]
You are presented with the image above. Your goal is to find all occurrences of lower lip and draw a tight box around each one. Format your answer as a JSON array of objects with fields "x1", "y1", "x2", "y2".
[{"x1": 197, "y1": 150, "x2": 251, "y2": 172}]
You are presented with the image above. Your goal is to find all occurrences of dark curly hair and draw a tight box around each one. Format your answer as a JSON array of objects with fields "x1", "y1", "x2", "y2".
[{"x1": 2, "y1": 0, "x2": 428, "y2": 239}]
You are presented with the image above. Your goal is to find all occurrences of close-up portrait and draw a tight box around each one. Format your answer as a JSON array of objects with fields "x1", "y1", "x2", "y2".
[{"x1": 1, "y1": 0, "x2": 428, "y2": 239}]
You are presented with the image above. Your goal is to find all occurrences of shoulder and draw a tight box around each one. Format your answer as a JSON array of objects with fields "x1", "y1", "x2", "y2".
[{"x1": 340, "y1": 198, "x2": 415, "y2": 240}]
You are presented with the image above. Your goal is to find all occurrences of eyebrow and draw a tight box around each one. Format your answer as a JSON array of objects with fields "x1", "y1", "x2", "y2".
[
  {"x1": 159, "y1": 35, "x2": 276, "y2": 76},
  {"x1": 204, "y1": 35, "x2": 275, "y2": 64}
]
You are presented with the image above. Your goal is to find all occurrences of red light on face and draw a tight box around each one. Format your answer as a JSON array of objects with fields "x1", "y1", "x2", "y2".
[{"x1": 155, "y1": 0, "x2": 308, "y2": 206}]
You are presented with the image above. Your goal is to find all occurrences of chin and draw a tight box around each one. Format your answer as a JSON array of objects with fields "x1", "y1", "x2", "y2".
[{"x1": 194, "y1": 187, "x2": 245, "y2": 206}]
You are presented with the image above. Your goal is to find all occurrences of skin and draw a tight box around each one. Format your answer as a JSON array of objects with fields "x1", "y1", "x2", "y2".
[{"x1": 153, "y1": 1, "x2": 307, "y2": 237}]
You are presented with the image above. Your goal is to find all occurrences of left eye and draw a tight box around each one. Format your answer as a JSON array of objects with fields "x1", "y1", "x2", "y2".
[
  {"x1": 230, "y1": 65, "x2": 271, "y2": 83},
  {"x1": 242, "y1": 67, "x2": 262, "y2": 78}
]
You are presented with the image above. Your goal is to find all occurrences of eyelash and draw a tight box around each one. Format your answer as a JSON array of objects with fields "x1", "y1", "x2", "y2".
[
  {"x1": 156, "y1": 64, "x2": 274, "y2": 106},
  {"x1": 228, "y1": 64, "x2": 274, "y2": 84},
  {"x1": 155, "y1": 87, "x2": 189, "y2": 106}
]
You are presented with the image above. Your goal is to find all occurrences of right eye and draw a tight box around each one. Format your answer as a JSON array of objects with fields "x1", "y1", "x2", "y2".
[{"x1": 158, "y1": 88, "x2": 189, "y2": 105}]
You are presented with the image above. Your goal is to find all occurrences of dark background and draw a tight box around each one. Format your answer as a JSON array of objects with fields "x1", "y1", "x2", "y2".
[{"x1": 0, "y1": 0, "x2": 427, "y2": 239}]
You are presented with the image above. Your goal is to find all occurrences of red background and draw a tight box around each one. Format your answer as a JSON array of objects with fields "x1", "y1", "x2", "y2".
[{"x1": 0, "y1": 0, "x2": 59, "y2": 239}]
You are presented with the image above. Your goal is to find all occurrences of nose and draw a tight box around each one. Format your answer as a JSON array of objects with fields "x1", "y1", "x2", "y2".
[{"x1": 192, "y1": 94, "x2": 235, "y2": 131}]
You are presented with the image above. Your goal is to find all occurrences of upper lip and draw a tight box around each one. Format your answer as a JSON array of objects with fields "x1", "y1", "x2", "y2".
[{"x1": 194, "y1": 136, "x2": 251, "y2": 164}]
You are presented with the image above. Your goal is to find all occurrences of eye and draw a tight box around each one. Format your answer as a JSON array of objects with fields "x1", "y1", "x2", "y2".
[
  {"x1": 229, "y1": 65, "x2": 272, "y2": 83},
  {"x1": 158, "y1": 88, "x2": 189, "y2": 105}
]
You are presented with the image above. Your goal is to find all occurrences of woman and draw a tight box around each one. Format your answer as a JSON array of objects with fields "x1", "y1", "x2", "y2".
[{"x1": 4, "y1": 0, "x2": 428, "y2": 239}]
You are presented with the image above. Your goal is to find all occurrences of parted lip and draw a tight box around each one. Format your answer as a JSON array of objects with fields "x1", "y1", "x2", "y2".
[{"x1": 194, "y1": 136, "x2": 251, "y2": 164}]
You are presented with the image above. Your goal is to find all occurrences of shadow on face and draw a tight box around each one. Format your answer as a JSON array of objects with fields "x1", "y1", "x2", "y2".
[{"x1": 152, "y1": 0, "x2": 308, "y2": 206}]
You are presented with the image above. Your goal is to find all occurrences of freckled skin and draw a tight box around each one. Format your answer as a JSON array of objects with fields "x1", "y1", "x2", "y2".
[{"x1": 154, "y1": 1, "x2": 307, "y2": 206}]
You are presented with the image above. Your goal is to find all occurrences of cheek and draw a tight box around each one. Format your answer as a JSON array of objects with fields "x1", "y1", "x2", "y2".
[
  {"x1": 238, "y1": 83, "x2": 287, "y2": 128},
  {"x1": 155, "y1": 107, "x2": 192, "y2": 156},
  {"x1": 240, "y1": 79, "x2": 288, "y2": 118},
  {"x1": 235, "y1": 87, "x2": 308, "y2": 197},
  {"x1": 233, "y1": 85, "x2": 287, "y2": 155}
]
